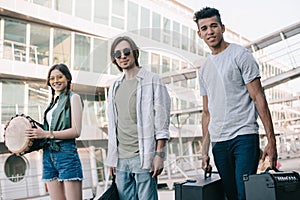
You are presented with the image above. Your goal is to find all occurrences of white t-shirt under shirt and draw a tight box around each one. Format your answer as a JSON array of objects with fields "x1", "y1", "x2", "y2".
[{"x1": 198, "y1": 43, "x2": 260, "y2": 142}]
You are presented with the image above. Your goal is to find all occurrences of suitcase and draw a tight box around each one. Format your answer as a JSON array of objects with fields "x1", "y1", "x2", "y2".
[
  {"x1": 175, "y1": 171, "x2": 225, "y2": 200},
  {"x1": 243, "y1": 168, "x2": 300, "y2": 200}
]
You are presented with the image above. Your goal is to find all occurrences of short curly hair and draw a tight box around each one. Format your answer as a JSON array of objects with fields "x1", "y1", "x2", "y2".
[{"x1": 193, "y1": 7, "x2": 222, "y2": 27}]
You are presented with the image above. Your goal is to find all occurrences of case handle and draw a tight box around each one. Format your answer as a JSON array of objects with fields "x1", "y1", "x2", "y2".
[{"x1": 264, "y1": 166, "x2": 281, "y2": 173}]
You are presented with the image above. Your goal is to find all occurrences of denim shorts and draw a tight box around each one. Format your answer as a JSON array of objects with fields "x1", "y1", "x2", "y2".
[{"x1": 42, "y1": 139, "x2": 83, "y2": 181}]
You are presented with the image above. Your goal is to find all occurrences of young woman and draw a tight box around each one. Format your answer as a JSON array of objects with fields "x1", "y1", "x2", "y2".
[{"x1": 25, "y1": 63, "x2": 83, "y2": 200}]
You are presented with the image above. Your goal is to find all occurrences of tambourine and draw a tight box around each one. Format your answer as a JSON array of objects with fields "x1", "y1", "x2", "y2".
[{"x1": 4, "y1": 114, "x2": 48, "y2": 155}]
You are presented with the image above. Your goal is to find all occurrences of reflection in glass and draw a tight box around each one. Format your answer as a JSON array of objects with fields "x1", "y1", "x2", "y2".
[
  {"x1": 173, "y1": 21, "x2": 180, "y2": 49},
  {"x1": 74, "y1": 34, "x2": 90, "y2": 71},
  {"x1": 151, "y1": 53, "x2": 160, "y2": 74},
  {"x1": 163, "y1": 17, "x2": 171, "y2": 45},
  {"x1": 111, "y1": 16, "x2": 124, "y2": 30},
  {"x1": 93, "y1": 38, "x2": 108, "y2": 73},
  {"x1": 111, "y1": 0, "x2": 124, "y2": 29},
  {"x1": 140, "y1": 51, "x2": 149, "y2": 70},
  {"x1": 112, "y1": 0, "x2": 124, "y2": 16},
  {"x1": 94, "y1": 0, "x2": 109, "y2": 25},
  {"x1": 30, "y1": 24, "x2": 50, "y2": 65},
  {"x1": 152, "y1": 12, "x2": 161, "y2": 42},
  {"x1": 127, "y1": 2, "x2": 138, "y2": 33},
  {"x1": 162, "y1": 56, "x2": 170, "y2": 73},
  {"x1": 53, "y1": 29, "x2": 71, "y2": 67},
  {"x1": 140, "y1": 7, "x2": 150, "y2": 37},
  {"x1": 190, "y1": 29, "x2": 196, "y2": 53},
  {"x1": 55, "y1": 0, "x2": 72, "y2": 15},
  {"x1": 75, "y1": 0, "x2": 91, "y2": 20},
  {"x1": 172, "y1": 59, "x2": 180, "y2": 71},
  {"x1": 4, "y1": 20, "x2": 26, "y2": 61},
  {"x1": 182, "y1": 25, "x2": 188, "y2": 50},
  {"x1": 33, "y1": 0, "x2": 51, "y2": 8},
  {"x1": 1, "y1": 82, "x2": 25, "y2": 123},
  {"x1": 28, "y1": 84, "x2": 48, "y2": 122}
]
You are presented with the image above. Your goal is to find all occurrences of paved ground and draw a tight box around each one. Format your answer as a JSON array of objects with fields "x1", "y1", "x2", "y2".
[{"x1": 278, "y1": 157, "x2": 300, "y2": 172}]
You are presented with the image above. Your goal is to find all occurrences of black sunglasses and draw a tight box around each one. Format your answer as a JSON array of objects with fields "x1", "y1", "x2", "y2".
[{"x1": 114, "y1": 48, "x2": 131, "y2": 59}]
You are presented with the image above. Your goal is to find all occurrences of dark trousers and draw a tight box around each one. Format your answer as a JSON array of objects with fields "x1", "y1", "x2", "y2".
[{"x1": 212, "y1": 134, "x2": 260, "y2": 200}]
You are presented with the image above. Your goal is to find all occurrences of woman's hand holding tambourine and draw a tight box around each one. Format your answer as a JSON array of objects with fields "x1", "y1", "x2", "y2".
[{"x1": 25, "y1": 126, "x2": 46, "y2": 139}]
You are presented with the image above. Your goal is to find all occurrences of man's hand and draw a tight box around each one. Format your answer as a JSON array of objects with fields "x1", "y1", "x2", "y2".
[
  {"x1": 109, "y1": 167, "x2": 116, "y2": 176},
  {"x1": 150, "y1": 155, "x2": 164, "y2": 178},
  {"x1": 262, "y1": 138, "x2": 278, "y2": 169},
  {"x1": 202, "y1": 155, "x2": 212, "y2": 173}
]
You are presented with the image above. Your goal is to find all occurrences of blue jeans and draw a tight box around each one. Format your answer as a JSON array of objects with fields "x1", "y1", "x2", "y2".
[
  {"x1": 116, "y1": 156, "x2": 158, "y2": 200},
  {"x1": 212, "y1": 134, "x2": 260, "y2": 200}
]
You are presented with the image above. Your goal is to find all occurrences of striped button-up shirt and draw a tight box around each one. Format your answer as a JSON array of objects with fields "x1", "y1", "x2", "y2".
[{"x1": 105, "y1": 67, "x2": 170, "y2": 169}]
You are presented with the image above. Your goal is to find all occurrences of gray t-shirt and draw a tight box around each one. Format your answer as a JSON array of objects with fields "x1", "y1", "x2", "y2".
[
  {"x1": 198, "y1": 43, "x2": 260, "y2": 142},
  {"x1": 115, "y1": 78, "x2": 139, "y2": 158}
]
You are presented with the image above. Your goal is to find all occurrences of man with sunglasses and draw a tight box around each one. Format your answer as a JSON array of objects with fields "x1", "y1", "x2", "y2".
[{"x1": 105, "y1": 36, "x2": 171, "y2": 200}]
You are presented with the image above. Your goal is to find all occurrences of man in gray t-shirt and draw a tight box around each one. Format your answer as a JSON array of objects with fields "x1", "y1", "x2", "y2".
[
  {"x1": 199, "y1": 43, "x2": 260, "y2": 142},
  {"x1": 194, "y1": 7, "x2": 277, "y2": 200}
]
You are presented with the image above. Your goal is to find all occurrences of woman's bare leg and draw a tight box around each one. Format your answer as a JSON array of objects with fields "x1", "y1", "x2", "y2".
[
  {"x1": 64, "y1": 180, "x2": 82, "y2": 200},
  {"x1": 47, "y1": 180, "x2": 66, "y2": 200}
]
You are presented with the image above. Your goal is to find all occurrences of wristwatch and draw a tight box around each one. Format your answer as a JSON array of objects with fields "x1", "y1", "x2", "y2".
[
  {"x1": 49, "y1": 130, "x2": 55, "y2": 139},
  {"x1": 155, "y1": 151, "x2": 165, "y2": 159}
]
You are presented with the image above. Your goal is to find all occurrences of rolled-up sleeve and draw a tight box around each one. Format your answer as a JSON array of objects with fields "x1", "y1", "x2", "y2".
[{"x1": 153, "y1": 75, "x2": 170, "y2": 140}]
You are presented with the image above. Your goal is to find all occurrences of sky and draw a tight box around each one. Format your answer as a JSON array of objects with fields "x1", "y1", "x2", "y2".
[{"x1": 182, "y1": 0, "x2": 300, "y2": 41}]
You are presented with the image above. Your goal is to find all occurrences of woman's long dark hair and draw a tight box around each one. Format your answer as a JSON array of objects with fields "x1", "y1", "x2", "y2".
[{"x1": 44, "y1": 63, "x2": 72, "y2": 118}]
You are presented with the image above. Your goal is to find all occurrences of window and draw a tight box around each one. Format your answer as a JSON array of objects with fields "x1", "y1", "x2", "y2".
[
  {"x1": 190, "y1": 29, "x2": 196, "y2": 53},
  {"x1": 162, "y1": 56, "x2": 170, "y2": 73},
  {"x1": 30, "y1": 24, "x2": 50, "y2": 65},
  {"x1": 163, "y1": 17, "x2": 171, "y2": 45},
  {"x1": 53, "y1": 28, "x2": 71, "y2": 67},
  {"x1": 94, "y1": 0, "x2": 109, "y2": 25},
  {"x1": 140, "y1": 50, "x2": 149, "y2": 70},
  {"x1": 181, "y1": 61, "x2": 188, "y2": 69},
  {"x1": 127, "y1": 1, "x2": 138, "y2": 33},
  {"x1": 151, "y1": 53, "x2": 160, "y2": 73},
  {"x1": 173, "y1": 21, "x2": 180, "y2": 48},
  {"x1": 109, "y1": 63, "x2": 120, "y2": 75},
  {"x1": 140, "y1": 7, "x2": 150, "y2": 37},
  {"x1": 197, "y1": 38, "x2": 204, "y2": 56},
  {"x1": 182, "y1": 25, "x2": 188, "y2": 50},
  {"x1": 172, "y1": 59, "x2": 180, "y2": 71},
  {"x1": 111, "y1": 0, "x2": 124, "y2": 29},
  {"x1": 152, "y1": 12, "x2": 161, "y2": 41},
  {"x1": 5, "y1": 155, "x2": 27, "y2": 182},
  {"x1": 33, "y1": 0, "x2": 51, "y2": 8},
  {"x1": 4, "y1": 20, "x2": 26, "y2": 61},
  {"x1": 28, "y1": 82, "x2": 48, "y2": 121},
  {"x1": 55, "y1": 0, "x2": 72, "y2": 15},
  {"x1": 112, "y1": 0, "x2": 124, "y2": 16},
  {"x1": 95, "y1": 148, "x2": 105, "y2": 182},
  {"x1": 74, "y1": 34, "x2": 91, "y2": 71},
  {"x1": 93, "y1": 38, "x2": 108, "y2": 73},
  {"x1": 1, "y1": 82, "x2": 25, "y2": 123},
  {"x1": 75, "y1": 0, "x2": 92, "y2": 20}
]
